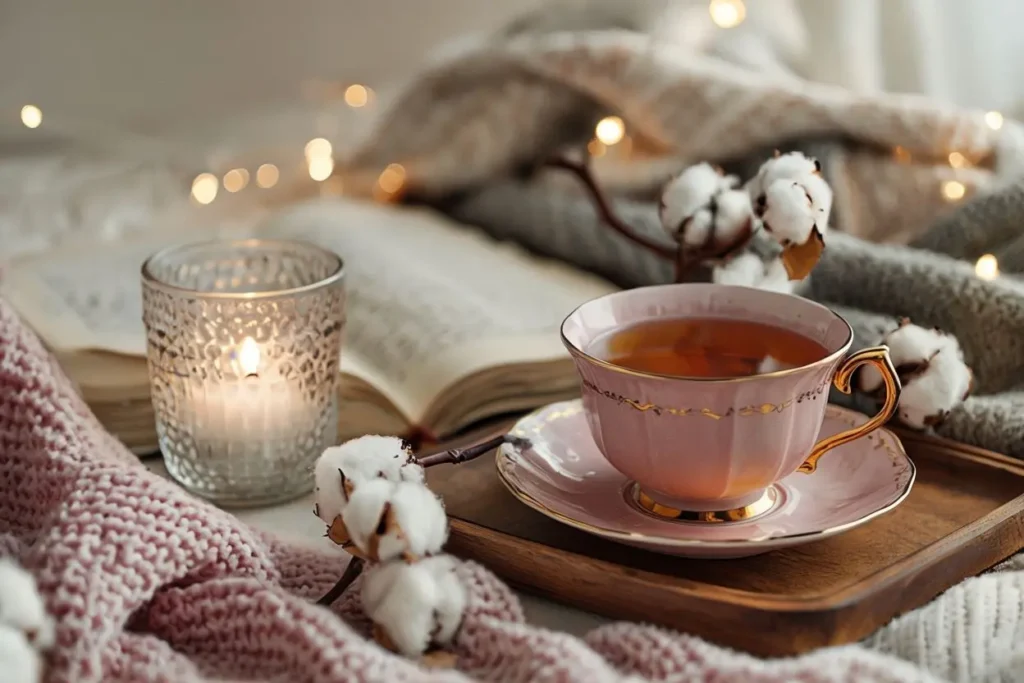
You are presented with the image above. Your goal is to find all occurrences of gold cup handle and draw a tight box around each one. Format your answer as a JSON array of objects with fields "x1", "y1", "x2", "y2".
[{"x1": 798, "y1": 346, "x2": 902, "y2": 474}]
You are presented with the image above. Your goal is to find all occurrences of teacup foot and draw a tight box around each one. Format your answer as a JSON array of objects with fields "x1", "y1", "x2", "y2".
[{"x1": 626, "y1": 483, "x2": 779, "y2": 524}]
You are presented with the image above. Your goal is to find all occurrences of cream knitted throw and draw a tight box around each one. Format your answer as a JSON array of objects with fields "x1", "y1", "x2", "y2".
[
  {"x1": 341, "y1": 28, "x2": 1024, "y2": 246},
  {"x1": 334, "y1": 22, "x2": 1024, "y2": 459},
  {"x1": 2, "y1": 283, "x2": 1023, "y2": 682}
]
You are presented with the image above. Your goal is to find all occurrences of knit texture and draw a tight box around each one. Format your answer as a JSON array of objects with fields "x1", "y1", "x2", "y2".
[
  {"x1": 3, "y1": 285, "x2": 1024, "y2": 682},
  {"x1": 5, "y1": 11, "x2": 1024, "y2": 681},
  {"x1": 6, "y1": 278, "x2": 1024, "y2": 683},
  {"x1": 340, "y1": 29, "x2": 1023, "y2": 246},
  {"x1": 331, "y1": 17, "x2": 1024, "y2": 459}
]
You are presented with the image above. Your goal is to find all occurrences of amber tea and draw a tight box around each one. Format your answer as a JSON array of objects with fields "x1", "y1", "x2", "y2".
[{"x1": 590, "y1": 317, "x2": 829, "y2": 379}]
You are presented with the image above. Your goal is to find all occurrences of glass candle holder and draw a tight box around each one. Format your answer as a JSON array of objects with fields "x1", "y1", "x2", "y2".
[{"x1": 141, "y1": 238, "x2": 345, "y2": 507}]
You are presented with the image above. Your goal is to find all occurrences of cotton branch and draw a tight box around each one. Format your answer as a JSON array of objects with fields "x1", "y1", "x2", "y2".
[
  {"x1": 416, "y1": 434, "x2": 530, "y2": 468},
  {"x1": 546, "y1": 156, "x2": 677, "y2": 259},
  {"x1": 546, "y1": 156, "x2": 754, "y2": 282},
  {"x1": 313, "y1": 433, "x2": 529, "y2": 608},
  {"x1": 316, "y1": 556, "x2": 365, "y2": 606}
]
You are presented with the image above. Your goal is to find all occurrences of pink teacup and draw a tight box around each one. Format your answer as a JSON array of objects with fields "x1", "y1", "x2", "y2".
[{"x1": 560, "y1": 283, "x2": 901, "y2": 521}]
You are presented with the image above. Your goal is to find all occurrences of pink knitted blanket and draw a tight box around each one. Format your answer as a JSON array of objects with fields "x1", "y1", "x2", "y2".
[{"x1": 0, "y1": 296, "x2": 960, "y2": 682}]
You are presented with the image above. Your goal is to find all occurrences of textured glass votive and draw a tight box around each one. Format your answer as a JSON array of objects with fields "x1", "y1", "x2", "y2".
[{"x1": 141, "y1": 239, "x2": 345, "y2": 507}]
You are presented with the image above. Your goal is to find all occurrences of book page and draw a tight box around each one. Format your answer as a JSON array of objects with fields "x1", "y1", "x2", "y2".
[
  {"x1": 256, "y1": 197, "x2": 618, "y2": 421},
  {"x1": 1, "y1": 202, "x2": 268, "y2": 356},
  {"x1": 3, "y1": 195, "x2": 618, "y2": 428},
  {"x1": 0, "y1": 152, "x2": 201, "y2": 266}
]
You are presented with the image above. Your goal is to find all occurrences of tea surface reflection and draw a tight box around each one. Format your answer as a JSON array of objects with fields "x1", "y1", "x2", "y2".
[{"x1": 589, "y1": 317, "x2": 830, "y2": 379}]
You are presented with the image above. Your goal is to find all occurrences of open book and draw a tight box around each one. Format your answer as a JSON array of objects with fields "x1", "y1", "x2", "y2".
[{"x1": 1, "y1": 197, "x2": 617, "y2": 452}]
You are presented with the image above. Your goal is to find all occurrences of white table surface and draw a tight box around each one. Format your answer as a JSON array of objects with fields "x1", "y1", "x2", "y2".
[{"x1": 145, "y1": 460, "x2": 607, "y2": 637}]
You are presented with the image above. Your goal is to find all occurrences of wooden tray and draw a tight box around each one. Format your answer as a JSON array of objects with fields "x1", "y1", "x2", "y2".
[{"x1": 425, "y1": 423, "x2": 1024, "y2": 657}]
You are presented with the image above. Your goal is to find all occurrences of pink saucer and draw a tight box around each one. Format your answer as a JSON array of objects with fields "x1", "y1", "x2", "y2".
[{"x1": 497, "y1": 399, "x2": 915, "y2": 559}]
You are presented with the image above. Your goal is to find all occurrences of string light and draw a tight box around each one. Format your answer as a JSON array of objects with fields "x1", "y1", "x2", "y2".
[
  {"x1": 975, "y1": 254, "x2": 999, "y2": 280},
  {"x1": 20, "y1": 105, "x2": 42, "y2": 129},
  {"x1": 223, "y1": 168, "x2": 250, "y2": 193},
  {"x1": 948, "y1": 152, "x2": 968, "y2": 169},
  {"x1": 941, "y1": 180, "x2": 966, "y2": 202},
  {"x1": 985, "y1": 111, "x2": 1004, "y2": 131},
  {"x1": 191, "y1": 173, "x2": 219, "y2": 205},
  {"x1": 377, "y1": 163, "x2": 406, "y2": 194},
  {"x1": 344, "y1": 84, "x2": 371, "y2": 108},
  {"x1": 308, "y1": 156, "x2": 335, "y2": 182},
  {"x1": 709, "y1": 0, "x2": 746, "y2": 28},
  {"x1": 256, "y1": 163, "x2": 280, "y2": 189},
  {"x1": 595, "y1": 116, "x2": 625, "y2": 146},
  {"x1": 304, "y1": 137, "x2": 332, "y2": 161}
]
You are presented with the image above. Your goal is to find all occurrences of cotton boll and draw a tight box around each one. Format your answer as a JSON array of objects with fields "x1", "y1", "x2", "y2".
[
  {"x1": 0, "y1": 626, "x2": 42, "y2": 683},
  {"x1": 314, "y1": 435, "x2": 425, "y2": 526},
  {"x1": 374, "y1": 482, "x2": 449, "y2": 563},
  {"x1": 313, "y1": 458, "x2": 349, "y2": 528},
  {"x1": 711, "y1": 253, "x2": 798, "y2": 293},
  {"x1": 363, "y1": 561, "x2": 436, "y2": 657},
  {"x1": 897, "y1": 348, "x2": 973, "y2": 429},
  {"x1": 659, "y1": 163, "x2": 720, "y2": 237},
  {"x1": 712, "y1": 189, "x2": 754, "y2": 246},
  {"x1": 425, "y1": 557, "x2": 467, "y2": 645},
  {"x1": 856, "y1": 323, "x2": 973, "y2": 429},
  {"x1": 362, "y1": 555, "x2": 467, "y2": 657},
  {"x1": 801, "y1": 172, "x2": 833, "y2": 232},
  {"x1": 0, "y1": 560, "x2": 53, "y2": 650},
  {"x1": 339, "y1": 479, "x2": 395, "y2": 557},
  {"x1": 682, "y1": 208, "x2": 714, "y2": 248},
  {"x1": 758, "y1": 257, "x2": 800, "y2": 293},
  {"x1": 748, "y1": 151, "x2": 820, "y2": 210},
  {"x1": 325, "y1": 435, "x2": 424, "y2": 487},
  {"x1": 659, "y1": 162, "x2": 736, "y2": 239},
  {"x1": 761, "y1": 179, "x2": 817, "y2": 247},
  {"x1": 858, "y1": 323, "x2": 950, "y2": 392},
  {"x1": 712, "y1": 252, "x2": 764, "y2": 287},
  {"x1": 341, "y1": 480, "x2": 448, "y2": 562}
]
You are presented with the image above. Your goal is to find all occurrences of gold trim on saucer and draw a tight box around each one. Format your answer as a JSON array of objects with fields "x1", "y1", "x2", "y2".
[
  {"x1": 495, "y1": 402, "x2": 917, "y2": 550},
  {"x1": 627, "y1": 484, "x2": 778, "y2": 523}
]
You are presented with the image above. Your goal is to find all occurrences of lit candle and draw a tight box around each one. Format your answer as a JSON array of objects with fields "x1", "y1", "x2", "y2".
[
  {"x1": 142, "y1": 238, "x2": 345, "y2": 506},
  {"x1": 189, "y1": 337, "x2": 303, "y2": 448}
]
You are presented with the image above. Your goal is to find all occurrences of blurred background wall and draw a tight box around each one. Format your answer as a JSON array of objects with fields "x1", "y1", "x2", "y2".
[
  {"x1": 0, "y1": 0, "x2": 537, "y2": 135},
  {"x1": 1, "y1": 0, "x2": 1022, "y2": 158}
]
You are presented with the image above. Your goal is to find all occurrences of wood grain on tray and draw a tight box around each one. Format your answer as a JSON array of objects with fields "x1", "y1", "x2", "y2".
[{"x1": 424, "y1": 424, "x2": 1024, "y2": 656}]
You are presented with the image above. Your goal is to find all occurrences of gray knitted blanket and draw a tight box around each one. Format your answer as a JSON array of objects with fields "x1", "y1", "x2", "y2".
[
  {"x1": 444, "y1": 172, "x2": 1024, "y2": 457},
  {"x1": 334, "y1": 22, "x2": 1024, "y2": 459}
]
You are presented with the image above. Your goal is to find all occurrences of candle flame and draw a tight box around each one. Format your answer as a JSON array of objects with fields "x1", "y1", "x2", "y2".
[{"x1": 239, "y1": 337, "x2": 261, "y2": 375}]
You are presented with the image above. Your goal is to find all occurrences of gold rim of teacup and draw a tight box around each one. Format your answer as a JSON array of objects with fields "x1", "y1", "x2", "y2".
[
  {"x1": 558, "y1": 284, "x2": 854, "y2": 383},
  {"x1": 626, "y1": 483, "x2": 779, "y2": 524},
  {"x1": 495, "y1": 402, "x2": 917, "y2": 548}
]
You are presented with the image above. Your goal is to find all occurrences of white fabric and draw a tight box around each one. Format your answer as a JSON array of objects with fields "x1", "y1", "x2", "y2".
[{"x1": 793, "y1": 0, "x2": 1024, "y2": 114}]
